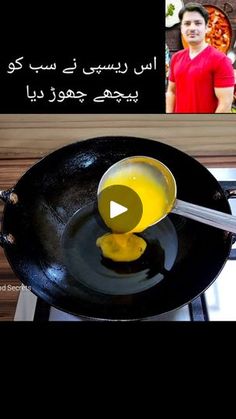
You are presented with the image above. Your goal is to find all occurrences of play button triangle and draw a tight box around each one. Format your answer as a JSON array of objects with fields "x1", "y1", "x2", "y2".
[
  {"x1": 97, "y1": 185, "x2": 143, "y2": 233},
  {"x1": 110, "y1": 201, "x2": 128, "y2": 219}
]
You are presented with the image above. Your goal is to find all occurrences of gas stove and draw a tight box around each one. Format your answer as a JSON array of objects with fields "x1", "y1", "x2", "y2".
[{"x1": 14, "y1": 168, "x2": 236, "y2": 321}]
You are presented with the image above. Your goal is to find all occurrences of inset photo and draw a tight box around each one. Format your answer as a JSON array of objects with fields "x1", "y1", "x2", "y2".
[{"x1": 165, "y1": 1, "x2": 236, "y2": 113}]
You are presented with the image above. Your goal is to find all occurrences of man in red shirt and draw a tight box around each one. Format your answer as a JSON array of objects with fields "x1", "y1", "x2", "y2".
[{"x1": 166, "y1": 2, "x2": 235, "y2": 113}]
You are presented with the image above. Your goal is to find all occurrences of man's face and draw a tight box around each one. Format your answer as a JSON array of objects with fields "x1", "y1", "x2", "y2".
[{"x1": 181, "y1": 11, "x2": 208, "y2": 45}]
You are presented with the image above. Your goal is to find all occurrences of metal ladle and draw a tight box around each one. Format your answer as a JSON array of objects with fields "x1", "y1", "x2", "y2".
[{"x1": 97, "y1": 156, "x2": 236, "y2": 234}]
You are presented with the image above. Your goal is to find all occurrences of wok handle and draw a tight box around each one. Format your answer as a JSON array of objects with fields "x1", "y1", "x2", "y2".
[
  {"x1": 0, "y1": 233, "x2": 15, "y2": 247},
  {"x1": 172, "y1": 199, "x2": 236, "y2": 235},
  {"x1": 226, "y1": 188, "x2": 236, "y2": 199},
  {"x1": 0, "y1": 189, "x2": 18, "y2": 247},
  {"x1": 0, "y1": 189, "x2": 18, "y2": 205},
  {"x1": 226, "y1": 188, "x2": 236, "y2": 245}
]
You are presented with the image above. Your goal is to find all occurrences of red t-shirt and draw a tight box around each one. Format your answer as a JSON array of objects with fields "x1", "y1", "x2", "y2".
[{"x1": 168, "y1": 45, "x2": 235, "y2": 113}]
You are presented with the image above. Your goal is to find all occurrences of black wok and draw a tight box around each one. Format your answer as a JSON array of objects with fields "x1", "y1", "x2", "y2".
[{"x1": 0, "y1": 136, "x2": 234, "y2": 320}]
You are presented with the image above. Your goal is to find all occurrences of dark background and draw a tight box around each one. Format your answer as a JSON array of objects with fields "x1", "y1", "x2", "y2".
[{"x1": 0, "y1": 4, "x2": 165, "y2": 113}]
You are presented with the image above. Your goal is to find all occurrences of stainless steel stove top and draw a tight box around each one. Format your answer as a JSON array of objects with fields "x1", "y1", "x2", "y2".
[
  {"x1": 14, "y1": 167, "x2": 236, "y2": 321},
  {"x1": 204, "y1": 169, "x2": 236, "y2": 321}
]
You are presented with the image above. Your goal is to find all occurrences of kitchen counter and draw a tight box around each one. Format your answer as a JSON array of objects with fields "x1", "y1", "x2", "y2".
[{"x1": 0, "y1": 113, "x2": 236, "y2": 320}]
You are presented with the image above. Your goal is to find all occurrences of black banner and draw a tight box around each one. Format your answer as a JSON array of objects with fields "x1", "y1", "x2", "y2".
[{"x1": 0, "y1": 4, "x2": 165, "y2": 113}]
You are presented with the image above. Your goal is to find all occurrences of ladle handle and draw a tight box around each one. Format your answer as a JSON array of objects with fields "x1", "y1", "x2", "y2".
[{"x1": 172, "y1": 199, "x2": 236, "y2": 234}]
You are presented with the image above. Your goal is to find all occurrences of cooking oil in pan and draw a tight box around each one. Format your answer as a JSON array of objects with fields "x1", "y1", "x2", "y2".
[{"x1": 62, "y1": 203, "x2": 178, "y2": 295}]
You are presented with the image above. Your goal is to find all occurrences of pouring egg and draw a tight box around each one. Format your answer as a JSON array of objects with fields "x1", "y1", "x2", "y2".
[{"x1": 96, "y1": 156, "x2": 175, "y2": 262}]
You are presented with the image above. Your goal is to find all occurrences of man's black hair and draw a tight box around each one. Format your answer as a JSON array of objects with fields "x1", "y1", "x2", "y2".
[{"x1": 179, "y1": 2, "x2": 209, "y2": 24}]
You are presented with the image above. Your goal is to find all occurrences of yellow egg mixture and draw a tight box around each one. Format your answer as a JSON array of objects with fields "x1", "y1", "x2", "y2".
[
  {"x1": 96, "y1": 233, "x2": 147, "y2": 262},
  {"x1": 96, "y1": 165, "x2": 171, "y2": 262}
]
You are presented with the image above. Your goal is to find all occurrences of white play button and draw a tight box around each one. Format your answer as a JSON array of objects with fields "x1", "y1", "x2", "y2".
[
  {"x1": 110, "y1": 201, "x2": 128, "y2": 219},
  {"x1": 97, "y1": 185, "x2": 143, "y2": 233}
]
